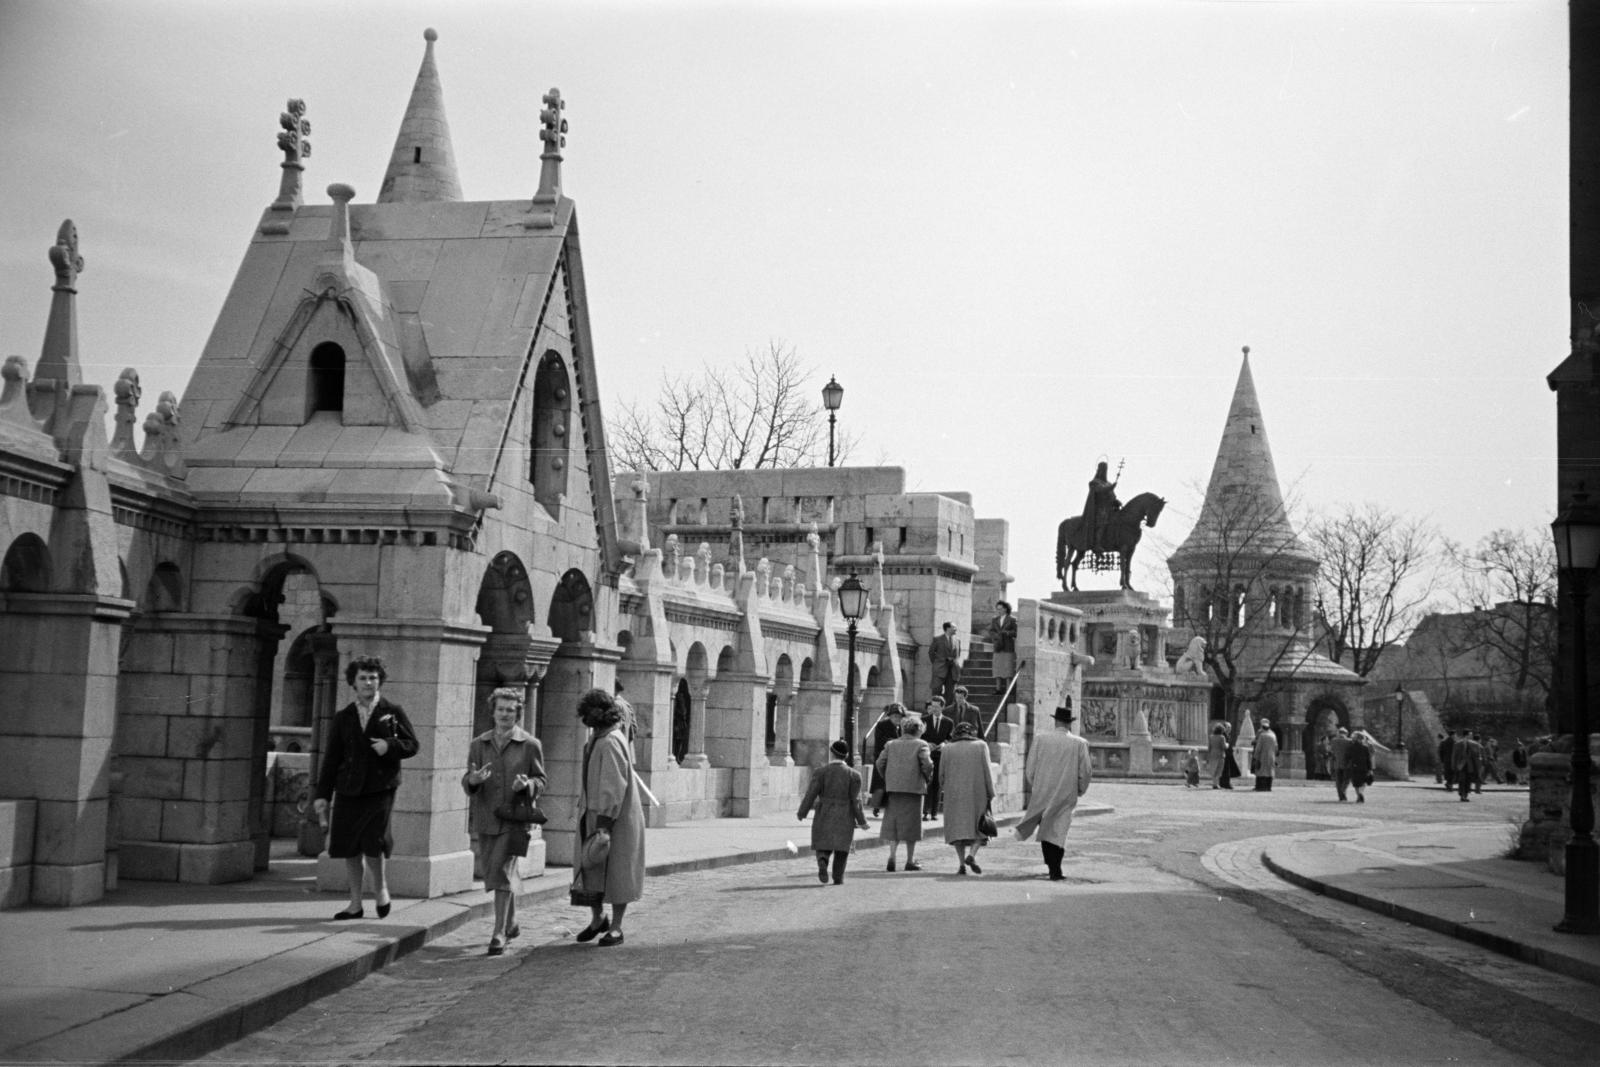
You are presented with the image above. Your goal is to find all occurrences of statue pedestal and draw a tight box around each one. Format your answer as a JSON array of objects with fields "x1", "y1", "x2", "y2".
[{"x1": 1051, "y1": 590, "x2": 1211, "y2": 776}]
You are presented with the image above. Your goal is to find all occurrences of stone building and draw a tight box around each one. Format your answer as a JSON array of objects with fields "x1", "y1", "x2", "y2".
[
  {"x1": 1165, "y1": 350, "x2": 1365, "y2": 774},
  {"x1": 0, "y1": 31, "x2": 1062, "y2": 909}
]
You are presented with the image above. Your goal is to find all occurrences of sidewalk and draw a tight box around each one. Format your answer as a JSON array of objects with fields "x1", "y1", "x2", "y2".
[{"x1": 3, "y1": 798, "x2": 1597, "y2": 1064}]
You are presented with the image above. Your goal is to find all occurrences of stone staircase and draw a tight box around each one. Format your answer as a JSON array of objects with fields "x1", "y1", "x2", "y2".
[{"x1": 956, "y1": 637, "x2": 1012, "y2": 734}]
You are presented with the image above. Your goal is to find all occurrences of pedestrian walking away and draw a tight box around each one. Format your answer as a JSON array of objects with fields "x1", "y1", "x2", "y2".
[
  {"x1": 1346, "y1": 730, "x2": 1373, "y2": 803},
  {"x1": 1330, "y1": 727, "x2": 1354, "y2": 801},
  {"x1": 1453, "y1": 730, "x2": 1484, "y2": 803},
  {"x1": 1014, "y1": 702, "x2": 1092, "y2": 881},
  {"x1": 572, "y1": 689, "x2": 645, "y2": 947},
  {"x1": 1251, "y1": 718, "x2": 1278, "y2": 792},
  {"x1": 1207, "y1": 722, "x2": 1229, "y2": 789},
  {"x1": 312, "y1": 655, "x2": 419, "y2": 921},
  {"x1": 462, "y1": 687, "x2": 547, "y2": 955},
  {"x1": 875, "y1": 714, "x2": 934, "y2": 872},
  {"x1": 797, "y1": 740, "x2": 870, "y2": 884},
  {"x1": 940, "y1": 721, "x2": 995, "y2": 874}
]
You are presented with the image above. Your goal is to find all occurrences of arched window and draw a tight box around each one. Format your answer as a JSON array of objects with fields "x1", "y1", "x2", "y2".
[
  {"x1": 529, "y1": 352, "x2": 571, "y2": 515},
  {"x1": 308, "y1": 342, "x2": 345, "y2": 414}
]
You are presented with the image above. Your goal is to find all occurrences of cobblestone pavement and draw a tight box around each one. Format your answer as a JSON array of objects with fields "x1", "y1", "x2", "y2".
[{"x1": 195, "y1": 782, "x2": 1599, "y2": 1067}]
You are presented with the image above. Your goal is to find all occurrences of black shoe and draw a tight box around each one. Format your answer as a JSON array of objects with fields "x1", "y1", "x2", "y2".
[
  {"x1": 332, "y1": 907, "x2": 363, "y2": 921},
  {"x1": 832, "y1": 877, "x2": 844, "y2": 885},
  {"x1": 966, "y1": 857, "x2": 983, "y2": 875},
  {"x1": 1048, "y1": 873, "x2": 1066, "y2": 881},
  {"x1": 904, "y1": 861, "x2": 922, "y2": 872},
  {"x1": 886, "y1": 858, "x2": 896, "y2": 872},
  {"x1": 817, "y1": 859, "x2": 829, "y2": 884},
  {"x1": 506, "y1": 923, "x2": 520, "y2": 941},
  {"x1": 376, "y1": 900, "x2": 391, "y2": 919},
  {"x1": 598, "y1": 930, "x2": 625, "y2": 947},
  {"x1": 487, "y1": 937, "x2": 505, "y2": 956},
  {"x1": 576, "y1": 916, "x2": 610, "y2": 943}
]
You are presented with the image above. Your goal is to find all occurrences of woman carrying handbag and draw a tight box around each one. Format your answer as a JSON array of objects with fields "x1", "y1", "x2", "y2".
[{"x1": 462, "y1": 687, "x2": 547, "y2": 956}]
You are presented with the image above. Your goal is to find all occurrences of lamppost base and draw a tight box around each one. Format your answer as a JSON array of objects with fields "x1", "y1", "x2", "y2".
[{"x1": 1554, "y1": 836, "x2": 1600, "y2": 935}]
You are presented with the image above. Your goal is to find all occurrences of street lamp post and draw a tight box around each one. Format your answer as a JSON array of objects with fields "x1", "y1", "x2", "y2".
[
  {"x1": 1394, "y1": 684, "x2": 1406, "y2": 749},
  {"x1": 821, "y1": 376, "x2": 843, "y2": 467},
  {"x1": 1552, "y1": 490, "x2": 1600, "y2": 935},
  {"x1": 837, "y1": 572, "x2": 868, "y2": 767}
]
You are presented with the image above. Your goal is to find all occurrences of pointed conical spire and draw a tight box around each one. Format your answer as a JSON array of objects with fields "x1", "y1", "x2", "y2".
[
  {"x1": 1171, "y1": 347, "x2": 1310, "y2": 562},
  {"x1": 377, "y1": 28, "x2": 463, "y2": 204}
]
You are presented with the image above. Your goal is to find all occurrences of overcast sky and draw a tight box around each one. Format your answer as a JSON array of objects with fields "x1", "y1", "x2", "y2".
[{"x1": 0, "y1": 0, "x2": 1566, "y2": 598}]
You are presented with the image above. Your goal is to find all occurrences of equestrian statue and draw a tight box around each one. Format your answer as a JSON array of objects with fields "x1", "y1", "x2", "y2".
[{"x1": 1055, "y1": 459, "x2": 1166, "y2": 592}]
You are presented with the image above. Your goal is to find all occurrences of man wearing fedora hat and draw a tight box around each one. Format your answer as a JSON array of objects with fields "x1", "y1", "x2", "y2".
[
  {"x1": 1014, "y1": 699, "x2": 1092, "y2": 881},
  {"x1": 797, "y1": 740, "x2": 870, "y2": 885}
]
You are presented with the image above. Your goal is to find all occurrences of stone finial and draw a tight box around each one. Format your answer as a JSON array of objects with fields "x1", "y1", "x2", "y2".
[
  {"x1": 665, "y1": 532, "x2": 681, "y2": 578},
  {"x1": 782, "y1": 563, "x2": 797, "y2": 603},
  {"x1": 756, "y1": 556, "x2": 773, "y2": 598},
  {"x1": 327, "y1": 183, "x2": 355, "y2": 244},
  {"x1": 111, "y1": 368, "x2": 141, "y2": 455},
  {"x1": 695, "y1": 541, "x2": 712, "y2": 586},
  {"x1": 534, "y1": 87, "x2": 567, "y2": 204},
  {"x1": 0, "y1": 356, "x2": 46, "y2": 436},
  {"x1": 272, "y1": 98, "x2": 311, "y2": 211},
  {"x1": 49, "y1": 220, "x2": 84, "y2": 291},
  {"x1": 871, "y1": 539, "x2": 885, "y2": 607},
  {"x1": 625, "y1": 471, "x2": 652, "y2": 552},
  {"x1": 140, "y1": 389, "x2": 186, "y2": 476}
]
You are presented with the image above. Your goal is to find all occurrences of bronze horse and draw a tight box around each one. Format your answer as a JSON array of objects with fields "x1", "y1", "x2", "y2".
[{"x1": 1056, "y1": 491, "x2": 1166, "y2": 592}]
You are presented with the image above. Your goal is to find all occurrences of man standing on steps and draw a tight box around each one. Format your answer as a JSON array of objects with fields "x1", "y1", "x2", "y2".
[
  {"x1": 1015, "y1": 702, "x2": 1092, "y2": 881},
  {"x1": 949, "y1": 686, "x2": 983, "y2": 735},
  {"x1": 929, "y1": 621, "x2": 963, "y2": 707}
]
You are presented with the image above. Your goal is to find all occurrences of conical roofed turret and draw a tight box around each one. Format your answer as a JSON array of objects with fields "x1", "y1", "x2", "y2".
[
  {"x1": 1169, "y1": 348, "x2": 1313, "y2": 566},
  {"x1": 378, "y1": 28, "x2": 463, "y2": 204}
]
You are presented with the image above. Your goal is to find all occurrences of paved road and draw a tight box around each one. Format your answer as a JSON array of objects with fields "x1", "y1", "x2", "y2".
[{"x1": 195, "y1": 781, "x2": 1600, "y2": 1066}]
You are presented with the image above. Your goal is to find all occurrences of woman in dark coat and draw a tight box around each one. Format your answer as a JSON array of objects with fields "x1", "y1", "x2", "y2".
[
  {"x1": 797, "y1": 740, "x2": 869, "y2": 884},
  {"x1": 462, "y1": 687, "x2": 546, "y2": 955},
  {"x1": 312, "y1": 655, "x2": 419, "y2": 920},
  {"x1": 985, "y1": 600, "x2": 1018, "y2": 693}
]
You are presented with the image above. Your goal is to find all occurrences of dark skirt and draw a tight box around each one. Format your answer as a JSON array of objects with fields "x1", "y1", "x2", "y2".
[
  {"x1": 477, "y1": 831, "x2": 523, "y2": 891},
  {"x1": 880, "y1": 793, "x2": 923, "y2": 843},
  {"x1": 328, "y1": 791, "x2": 395, "y2": 858}
]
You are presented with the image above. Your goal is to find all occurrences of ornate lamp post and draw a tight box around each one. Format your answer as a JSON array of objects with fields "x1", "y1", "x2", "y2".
[
  {"x1": 1552, "y1": 491, "x2": 1600, "y2": 934},
  {"x1": 837, "y1": 572, "x2": 868, "y2": 766},
  {"x1": 821, "y1": 376, "x2": 843, "y2": 467}
]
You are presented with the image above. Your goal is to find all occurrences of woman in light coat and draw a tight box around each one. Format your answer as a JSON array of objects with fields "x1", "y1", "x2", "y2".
[
  {"x1": 797, "y1": 740, "x2": 870, "y2": 884},
  {"x1": 940, "y1": 721, "x2": 994, "y2": 874},
  {"x1": 574, "y1": 689, "x2": 645, "y2": 947},
  {"x1": 874, "y1": 716, "x2": 933, "y2": 872},
  {"x1": 1252, "y1": 718, "x2": 1279, "y2": 792},
  {"x1": 461, "y1": 687, "x2": 546, "y2": 956}
]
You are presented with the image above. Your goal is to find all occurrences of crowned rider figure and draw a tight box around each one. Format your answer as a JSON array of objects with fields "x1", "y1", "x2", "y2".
[{"x1": 1083, "y1": 460, "x2": 1122, "y2": 554}]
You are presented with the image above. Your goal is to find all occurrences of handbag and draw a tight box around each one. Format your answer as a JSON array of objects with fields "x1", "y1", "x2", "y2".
[
  {"x1": 977, "y1": 805, "x2": 998, "y2": 839},
  {"x1": 568, "y1": 830, "x2": 610, "y2": 906},
  {"x1": 494, "y1": 789, "x2": 548, "y2": 826}
]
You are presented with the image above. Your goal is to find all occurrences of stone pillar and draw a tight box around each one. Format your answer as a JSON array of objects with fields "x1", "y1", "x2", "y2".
[
  {"x1": 790, "y1": 679, "x2": 835, "y2": 770},
  {"x1": 112, "y1": 612, "x2": 273, "y2": 887},
  {"x1": 708, "y1": 670, "x2": 771, "y2": 816},
  {"x1": 315, "y1": 617, "x2": 488, "y2": 899},
  {"x1": 298, "y1": 633, "x2": 341, "y2": 857},
  {"x1": 681, "y1": 682, "x2": 711, "y2": 770},
  {"x1": 0, "y1": 592, "x2": 131, "y2": 905},
  {"x1": 772, "y1": 690, "x2": 796, "y2": 767}
]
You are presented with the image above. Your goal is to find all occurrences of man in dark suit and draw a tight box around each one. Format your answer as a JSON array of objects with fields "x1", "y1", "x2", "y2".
[
  {"x1": 921, "y1": 698, "x2": 955, "y2": 819},
  {"x1": 929, "y1": 621, "x2": 963, "y2": 706},
  {"x1": 950, "y1": 686, "x2": 983, "y2": 734}
]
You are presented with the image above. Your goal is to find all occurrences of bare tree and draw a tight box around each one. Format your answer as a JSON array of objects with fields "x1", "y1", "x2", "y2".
[
  {"x1": 1442, "y1": 527, "x2": 1557, "y2": 698},
  {"x1": 1168, "y1": 481, "x2": 1326, "y2": 722},
  {"x1": 1305, "y1": 504, "x2": 1442, "y2": 677},
  {"x1": 611, "y1": 342, "x2": 856, "y2": 471}
]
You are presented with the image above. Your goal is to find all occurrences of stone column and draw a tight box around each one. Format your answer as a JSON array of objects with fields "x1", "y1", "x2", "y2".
[
  {"x1": 708, "y1": 670, "x2": 772, "y2": 815},
  {"x1": 0, "y1": 592, "x2": 131, "y2": 905},
  {"x1": 681, "y1": 683, "x2": 712, "y2": 770},
  {"x1": 316, "y1": 617, "x2": 488, "y2": 899},
  {"x1": 772, "y1": 691, "x2": 796, "y2": 767},
  {"x1": 298, "y1": 633, "x2": 341, "y2": 856}
]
